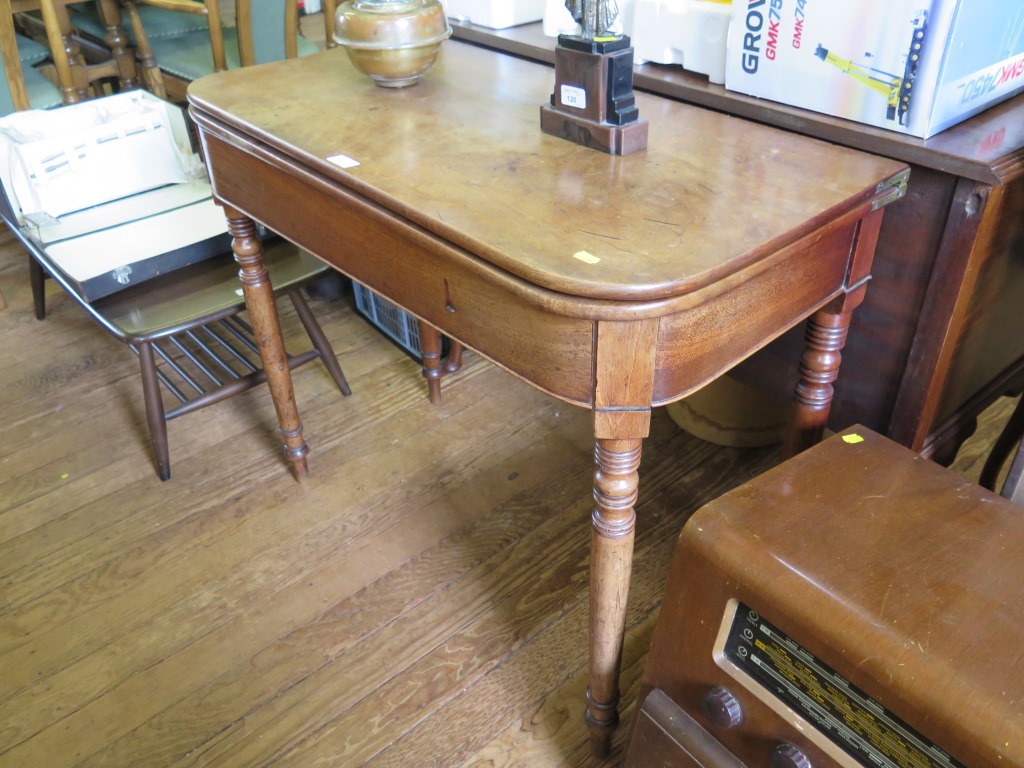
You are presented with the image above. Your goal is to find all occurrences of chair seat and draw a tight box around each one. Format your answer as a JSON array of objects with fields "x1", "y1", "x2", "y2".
[
  {"x1": 23, "y1": 65, "x2": 64, "y2": 109},
  {"x1": 147, "y1": 27, "x2": 319, "y2": 81},
  {"x1": 34, "y1": 237, "x2": 349, "y2": 481},
  {"x1": 70, "y1": 3, "x2": 210, "y2": 45},
  {"x1": 94, "y1": 240, "x2": 329, "y2": 342},
  {"x1": 12, "y1": 33, "x2": 64, "y2": 110},
  {"x1": 17, "y1": 33, "x2": 51, "y2": 66}
]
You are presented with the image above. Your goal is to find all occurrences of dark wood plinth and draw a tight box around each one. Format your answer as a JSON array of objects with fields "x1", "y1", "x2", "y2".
[
  {"x1": 540, "y1": 34, "x2": 648, "y2": 155},
  {"x1": 539, "y1": 102, "x2": 649, "y2": 155}
]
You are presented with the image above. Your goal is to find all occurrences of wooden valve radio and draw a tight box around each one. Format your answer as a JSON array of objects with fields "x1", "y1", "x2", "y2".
[{"x1": 626, "y1": 427, "x2": 1023, "y2": 768}]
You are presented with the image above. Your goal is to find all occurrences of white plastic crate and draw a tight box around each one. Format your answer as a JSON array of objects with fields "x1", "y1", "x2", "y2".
[
  {"x1": 542, "y1": 0, "x2": 731, "y2": 84},
  {"x1": 628, "y1": 0, "x2": 732, "y2": 85},
  {"x1": 353, "y1": 282, "x2": 423, "y2": 359},
  {"x1": 445, "y1": 0, "x2": 545, "y2": 29}
]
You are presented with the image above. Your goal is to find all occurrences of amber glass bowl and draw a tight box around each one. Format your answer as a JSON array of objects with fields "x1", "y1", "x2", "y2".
[{"x1": 333, "y1": 0, "x2": 452, "y2": 87}]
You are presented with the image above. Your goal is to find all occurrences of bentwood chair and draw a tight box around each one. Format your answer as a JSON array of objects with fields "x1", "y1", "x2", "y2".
[{"x1": 71, "y1": 0, "x2": 336, "y2": 102}]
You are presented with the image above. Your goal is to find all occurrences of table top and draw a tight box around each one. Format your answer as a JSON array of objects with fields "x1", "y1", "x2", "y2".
[
  {"x1": 450, "y1": 22, "x2": 1024, "y2": 186},
  {"x1": 188, "y1": 42, "x2": 904, "y2": 304}
]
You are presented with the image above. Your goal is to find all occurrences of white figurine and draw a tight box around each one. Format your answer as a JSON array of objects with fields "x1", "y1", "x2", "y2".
[{"x1": 565, "y1": 0, "x2": 620, "y2": 38}]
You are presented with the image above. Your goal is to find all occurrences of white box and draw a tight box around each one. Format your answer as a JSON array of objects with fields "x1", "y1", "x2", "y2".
[
  {"x1": 42, "y1": 195, "x2": 231, "y2": 300},
  {"x1": 0, "y1": 90, "x2": 198, "y2": 223},
  {"x1": 445, "y1": 0, "x2": 546, "y2": 29},
  {"x1": 543, "y1": 0, "x2": 731, "y2": 83},
  {"x1": 543, "y1": 0, "x2": 578, "y2": 36},
  {"x1": 21, "y1": 179, "x2": 213, "y2": 244},
  {"x1": 0, "y1": 91, "x2": 230, "y2": 300},
  {"x1": 627, "y1": 0, "x2": 732, "y2": 84},
  {"x1": 724, "y1": 0, "x2": 1024, "y2": 138}
]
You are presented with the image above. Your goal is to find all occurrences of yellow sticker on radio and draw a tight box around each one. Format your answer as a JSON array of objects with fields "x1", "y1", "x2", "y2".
[{"x1": 842, "y1": 433, "x2": 865, "y2": 444}]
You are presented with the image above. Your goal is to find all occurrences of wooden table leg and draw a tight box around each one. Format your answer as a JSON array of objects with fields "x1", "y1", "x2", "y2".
[
  {"x1": 784, "y1": 293, "x2": 861, "y2": 457},
  {"x1": 785, "y1": 207, "x2": 882, "y2": 456},
  {"x1": 444, "y1": 339, "x2": 464, "y2": 373},
  {"x1": 418, "y1": 325, "x2": 464, "y2": 404},
  {"x1": 225, "y1": 208, "x2": 309, "y2": 481},
  {"x1": 418, "y1": 320, "x2": 444, "y2": 404},
  {"x1": 587, "y1": 319, "x2": 658, "y2": 757},
  {"x1": 587, "y1": 436, "x2": 643, "y2": 758}
]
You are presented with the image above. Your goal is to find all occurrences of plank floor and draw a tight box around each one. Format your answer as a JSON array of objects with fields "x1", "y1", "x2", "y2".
[
  {"x1": 0, "y1": 21, "x2": 1018, "y2": 761},
  {"x1": 1, "y1": 227, "x2": 1016, "y2": 767},
  {"x1": 0, "y1": 228, "x2": 763, "y2": 767}
]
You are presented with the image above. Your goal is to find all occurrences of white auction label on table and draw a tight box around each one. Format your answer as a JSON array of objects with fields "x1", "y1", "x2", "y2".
[{"x1": 560, "y1": 84, "x2": 587, "y2": 110}]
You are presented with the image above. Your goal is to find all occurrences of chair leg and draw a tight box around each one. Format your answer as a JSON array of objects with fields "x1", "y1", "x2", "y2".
[
  {"x1": 120, "y1": 0, "x2": 169, "y2": 99},
  {"x1": 94, "y1": 0, "x2": 139, "y2": 91},
  {"x1": 288, "y1": 288, "x2": 352, "y2": 396},
  {"x1": 980, "y1": 396, "x2": 1024, "y2": 492},
  {"x1": 138, "y1": 342, "x2": 171, "y2": 481},
  {"x1": 29, "y1": 255, "x2": 46, "y2": 319},
  {"x1": 1002, "y1": 439, "x2": 1024, "y2": 505}
]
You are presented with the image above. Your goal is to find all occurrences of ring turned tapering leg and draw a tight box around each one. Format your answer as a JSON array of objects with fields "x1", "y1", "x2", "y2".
[
  {"x1": 785, "y1": 302, "x2": 855, "y2": 457},
  {"x1": 587, "y1": 437, "x2": 642, "y2": 757},
  {"x1": 225, "y1": 208, "x2": 309, "y2": 481},
  {"x1": 418, "y1": 320, "x2": 444, "y2": 404}
]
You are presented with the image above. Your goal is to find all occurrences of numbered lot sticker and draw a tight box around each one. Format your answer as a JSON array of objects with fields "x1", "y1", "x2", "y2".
[{"x1": 560, "y1": 84, "x2": 587, "y2": 110}]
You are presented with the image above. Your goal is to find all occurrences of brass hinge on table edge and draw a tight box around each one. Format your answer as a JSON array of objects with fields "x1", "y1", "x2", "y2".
[{"x1": 872, "y1": 168, "x2": 911, "y2": 211}]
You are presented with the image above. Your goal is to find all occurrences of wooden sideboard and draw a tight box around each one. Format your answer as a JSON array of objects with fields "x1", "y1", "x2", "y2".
[{"x1": 452, "y1": 21, "x2": 1024, "y2": 461}]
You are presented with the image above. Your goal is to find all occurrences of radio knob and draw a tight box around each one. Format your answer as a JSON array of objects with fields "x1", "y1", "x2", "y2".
[
  {"x1": 772, "y1": 743, "x2": 813, "y2": 768},
  {"x1": 702, "y1": 686, "x2": 744, "y2": 729}
]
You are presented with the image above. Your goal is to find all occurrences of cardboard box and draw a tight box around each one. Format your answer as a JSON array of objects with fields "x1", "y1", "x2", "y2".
[
  {"x1": 445, "y1": 0, "x2": 545, "y2": 29},
  {"x1": 724, "y1": 0, "x2": 1024, "y2": 138}
]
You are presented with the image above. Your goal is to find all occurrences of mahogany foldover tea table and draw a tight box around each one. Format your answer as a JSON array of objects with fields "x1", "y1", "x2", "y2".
[{"x1": 187, "y1": 42, "x2": 906, "y2": 756}]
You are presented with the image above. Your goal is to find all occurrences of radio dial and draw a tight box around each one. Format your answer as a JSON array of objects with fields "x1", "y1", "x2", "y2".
[
  {"x1": 772, "y1": 743, "x2": 812, "y2": 768},
  {"x1": 702, "y1": 686, "x2": 744, "y2": 729}
]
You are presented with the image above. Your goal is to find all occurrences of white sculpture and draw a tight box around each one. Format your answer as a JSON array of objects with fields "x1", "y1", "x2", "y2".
[{"x1": 564, "y1": 0, "x2": 620, "y2": 38}]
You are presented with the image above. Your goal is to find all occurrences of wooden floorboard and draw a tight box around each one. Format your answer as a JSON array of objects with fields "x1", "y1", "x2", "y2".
[{"x1": 0, "y1": 212, "x2": 1017, "y2": 767}]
